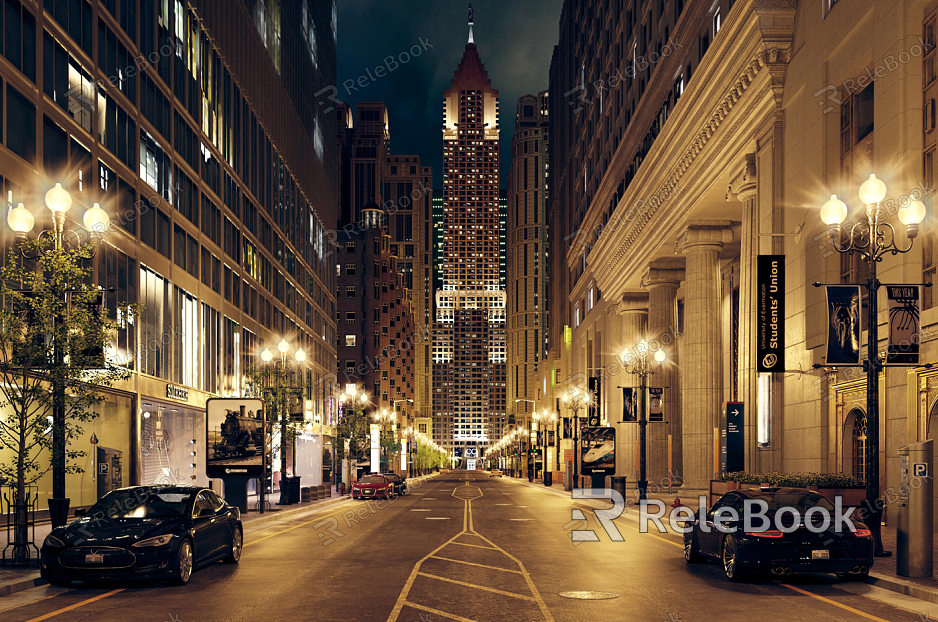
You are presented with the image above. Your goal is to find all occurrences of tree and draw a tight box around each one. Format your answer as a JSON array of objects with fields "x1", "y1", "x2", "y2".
[
  {"x1": 0, "y1": 237, "x2": 131, "y2": 564},
  {"x1": 333, "y1": 404, "x2": 368, "y2": 483}
]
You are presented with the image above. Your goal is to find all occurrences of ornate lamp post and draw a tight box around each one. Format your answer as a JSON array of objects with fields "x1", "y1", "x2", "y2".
[
  {"x1": 818, "y1": 174, "x2": 925, "y2": 557},
  {"x1": 337, "y1": 386, "x2": 368, "y2": 484},
  {"x1": 621, "y1": 339, "x2": 666, "y2": 502},
  {"x1": 7, "y1": 184, "x2": 109, "y2": 527},
  {"x1": 260, "y1": 339, "x2": 306, "y2": 506},
  {"x1": 375, "y1": 408, "x2": 397, "y2": 473},
  {"x1": 391, "y1": 399, "x2": 413, "y2": 475},
  {"x1": 562, "y1": 388, "x2": 591, "y2": 489}
]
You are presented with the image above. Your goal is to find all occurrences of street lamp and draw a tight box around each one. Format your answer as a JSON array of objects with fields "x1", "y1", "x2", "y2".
[
  {"x1": 7, "y1": 184, "x2": 110, "y2": 527},
  {"x1": 375, "y1": 408, "x2": 397, "y2": 473},
  {"x1": 391, "y1": 399, "x2": 413, "y2": 475},
  {"x1": 622, "y1": 339, "x2": 666, "y2": 501},
  {"x1": 818, "y1": 174, "x2": 924, "y2": 557},
  {"x1": 338, "y1": 386, "x2": 369, "y2": 484},
  {"x1": 260, "y1": 339, "x2": 306, "y2": 506},
  {"x1": 562, "y1": 388, "x2": 591, "y2": 489}
]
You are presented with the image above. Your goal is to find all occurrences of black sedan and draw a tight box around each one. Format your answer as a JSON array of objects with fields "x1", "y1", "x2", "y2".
[
  {"x1": 682, "y1": 487, "x2": 873, "y2": 582},
  {"x1": 41, "y1": 485, "x2": 242, "y2": 587},
  {"x1": 382, "y1": 473, "x2": 408, "y2": 496}
]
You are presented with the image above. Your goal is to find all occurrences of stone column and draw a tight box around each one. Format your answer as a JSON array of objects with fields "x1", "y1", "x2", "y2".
[
  {"x1": 614, "y1": 293, "x2": 648, "y2": 483},
  {"x1": 681, "y1": 222, "x2": 734, "y2": 490},
  {"x1": 727, "y1": 155, "x2": 760, "y2": 472},
  {"x1": 643, "y1": 261, "x2": 685, "y2": 488}
]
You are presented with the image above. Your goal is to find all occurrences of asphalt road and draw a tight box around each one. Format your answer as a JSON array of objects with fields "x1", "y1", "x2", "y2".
[{"x1": 2, "y1": 472, "x2": 938, "y2": 622}]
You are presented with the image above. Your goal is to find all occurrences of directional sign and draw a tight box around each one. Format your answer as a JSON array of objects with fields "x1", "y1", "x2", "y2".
[
  {"x1": 914, "y1": 463, "x2": 928, "y2": 478},
  {"x1": 722, "y1": 402, "x2": 744, "y2": 474}
]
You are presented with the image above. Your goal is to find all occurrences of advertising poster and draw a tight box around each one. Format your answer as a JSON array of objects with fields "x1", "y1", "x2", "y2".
[
  {"x1": 206, "y1": 398, "x2": 265, "y2": 478},
  {"x1": 580, "y1": 427, "x2": 615, "y2": 475},
  {"x1": 825, "y1": 285, "x2": 861, "y2": 365},
  {"x1": 886, "y1": 285, "x2": 921, "y2": 365}
]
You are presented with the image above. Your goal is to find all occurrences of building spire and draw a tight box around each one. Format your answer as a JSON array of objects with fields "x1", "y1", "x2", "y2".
[{"x1": 468, "y1": 4, "x2": 474, "y2": 44}]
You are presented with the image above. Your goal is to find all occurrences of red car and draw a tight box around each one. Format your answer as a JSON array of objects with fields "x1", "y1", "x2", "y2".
[{"x1": 351, "y1": 475, "x2": 395, "y2": 500}]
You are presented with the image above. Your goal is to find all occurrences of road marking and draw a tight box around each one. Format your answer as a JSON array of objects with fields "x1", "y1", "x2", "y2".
[
  {"x1": 416, "y1": 572, "x2": 536, "y2": 601},
  {"x1": 449, "y1": 541, "x2": 498, "y2": 550},
  {"x1": 510, "y1": 518, "x2": 535, "y2": 521},
  {"x1": 245, "y1": 500, "x2": 356, "y2": 547},
  {"x1": 403, "y1": 601, "x2": 479, "y2": 622},
  {"x1": 23, "y1": 589, "x2": 124, "y2": 622},
  {"x1": 429, "y1": 556, "x2": 524, "y2": 573},
  {"x1": 426, "y1": 517, "x2": 451, "y2": 520},
  {"x1": 411, "y1": 509, "x2": 432, "y2": 512},
  {"x1": 494, "y1": 503, "x2": 512, "y2": 506},
  {"x1": 781, "y1": 584, "x2": 892, "y2": 622}
]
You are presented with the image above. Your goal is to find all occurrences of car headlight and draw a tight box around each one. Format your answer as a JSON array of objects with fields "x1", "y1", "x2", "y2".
[
  {"x1": 132, "y1": 534, "x2": 174, "y2": 548},
  {"x1": 43, "y1": 534, "x2": 66, "y2": 548}
]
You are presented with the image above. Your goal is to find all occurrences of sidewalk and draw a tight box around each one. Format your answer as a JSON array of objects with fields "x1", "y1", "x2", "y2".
[
  {"x1": 0, "y1": 482, "x2": 356, "y2": 598},
  {"x1": 508, "y1": 474, "x2": 938, "y2": 606}
]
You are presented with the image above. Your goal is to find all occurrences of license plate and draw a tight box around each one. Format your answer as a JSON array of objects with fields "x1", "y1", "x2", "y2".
[
  {"x1": 811, "y1": 550, "x2": 830, "y2": 560},
  {"x1": 85, "y1": 553, "x2": 104, "y2": 563}
]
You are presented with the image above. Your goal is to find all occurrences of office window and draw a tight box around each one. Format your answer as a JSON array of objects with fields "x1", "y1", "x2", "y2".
[
  {"x1": 345, "y1": 334, "x2": 356, "y2": 347},
  {"x1": 4, "y1": 0, "x2": 36, "y2": 81},
  {"x1": 7, "y1": 84, "x2": 35, "y2": 163},
  {"x1": 346, "y1": 286, "x2": 356, "y2": 298}
]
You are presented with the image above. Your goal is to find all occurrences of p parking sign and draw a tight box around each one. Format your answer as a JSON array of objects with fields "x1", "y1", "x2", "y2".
[{"x1": 914, "y1": 463, "x2": 928, "y2": 478}]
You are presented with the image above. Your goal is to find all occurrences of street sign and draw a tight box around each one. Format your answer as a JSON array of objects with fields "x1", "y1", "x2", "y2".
[
  {"x1": 721, "y1": 402, "x2": 744, "y2": 474},
  {"x1": 914, "y1": 463, "x2": 928, "y2": 478}
]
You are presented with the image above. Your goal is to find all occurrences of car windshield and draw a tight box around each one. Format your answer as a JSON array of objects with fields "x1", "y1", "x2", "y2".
[
  {"x1": 89, "y1": 489, "x2": 195, "y2": 519},
  {"x1": 383, "y1": 474, "x2": 401, "y2": 481},
  {"x1": 360, "y1": 476, "x2": 386, "y2": 484}
]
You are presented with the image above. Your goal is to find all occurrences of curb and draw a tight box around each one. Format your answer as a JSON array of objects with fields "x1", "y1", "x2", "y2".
[{"x1": 868, "y1": 572, "x2": 938, "y2": 605}]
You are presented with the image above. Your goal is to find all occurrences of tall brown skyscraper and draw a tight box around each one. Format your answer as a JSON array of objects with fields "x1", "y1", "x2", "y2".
[{"x1": 433, "y1": 9, "x2": 505, "y2": 465}]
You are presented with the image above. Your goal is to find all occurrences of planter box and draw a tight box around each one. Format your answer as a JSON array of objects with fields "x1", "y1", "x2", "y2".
[
  {"x1": 709, "y1": 480, "x2": 866, "y2": 510},
  {"x1": 709, "y1": 480, "x2": 740, "y2": 506}
]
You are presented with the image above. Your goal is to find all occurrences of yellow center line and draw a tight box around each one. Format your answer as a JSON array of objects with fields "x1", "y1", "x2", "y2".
[
  {"x1": 416, "y1": 572, "x2": 536, "y2": 601},
  {"x1": 780, "y1": 583, "x2": 893, "y2": 622},
  {"x1": 24, "y1": 589, "x2": 124, "y2": 622},
  {"x1": 403, "y1": 601, "x2": 480, "y2": 622}
]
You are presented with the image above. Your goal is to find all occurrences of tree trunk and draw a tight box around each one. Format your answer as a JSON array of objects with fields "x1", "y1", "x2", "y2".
[{"x1": 14, "y1": 479, "x2": 28, "y2": 565}]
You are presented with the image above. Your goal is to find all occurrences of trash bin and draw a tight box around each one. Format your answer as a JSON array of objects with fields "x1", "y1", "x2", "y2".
[
  {"x1": 283, "y1": 476, "x2": 301, "y2": 504},
  {"x1": 544, "y1": 471, "x2": 553, "y2": 487},
  {"x1": 611, "y1": 476, "x2": 627, "y2": 503}
]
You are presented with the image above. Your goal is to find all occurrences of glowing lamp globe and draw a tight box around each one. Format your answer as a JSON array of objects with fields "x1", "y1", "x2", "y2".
[
  {"x1": 654, "y1": 349, "x2": 666, "y2": 363},
  {"x1": 898, "y1": 200, "x2": 926, "y2": 225},
  {"x1": 83, "y1": 203, "x2": 109, "y2": 233},
  {"x1": 820, "y1": 195, "x2": 848, "y2": 225},
  {"x1": 7, "y1": 203, "x2": 34, "y2": 233},
  {"x1": 859, "y1": 174, "x2": 887, "y2": 205},
  {"x1": 45, "y1": 183, "x2": 72, "y2": 214}
]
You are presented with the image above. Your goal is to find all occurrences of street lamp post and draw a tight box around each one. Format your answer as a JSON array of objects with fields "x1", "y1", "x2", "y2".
[
  {"x1": 337, "y1": 386, "x2": 369, "y2": 485},
  {"x1": 621, "y1": 339, "x2": 666, "y2": 502},
  {"x1": 7, "y1": 184, "x2": 109, "y2": 527},
  {"x1": 562, "y1": 389, "x2": 590, "y2": 489},
  {"x1": 375, "y1": 408, "x2": 397, "y2": 473},
  {"x1": 391, "y1": 399, "x2": 413, "y2": 475},
  {"x1": 818, "y1": 174, "x2": 925, "y2": 557},
  {"x1": 261, "y1": 339, "x2": 306, "y2": 506}
]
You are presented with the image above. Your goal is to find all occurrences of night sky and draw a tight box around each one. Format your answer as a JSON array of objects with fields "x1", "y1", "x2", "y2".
[{"x1": 336, "y1": 0, "x2": 565, "y2": 189}]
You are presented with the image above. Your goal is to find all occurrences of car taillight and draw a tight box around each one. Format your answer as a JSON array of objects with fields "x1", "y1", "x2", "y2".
[
  {"x1": 746, "y1": 530, "x2": 784, "y2": 538},
  {"x1": 852, "y1": 528, "x2": 871, "y2": 537}
]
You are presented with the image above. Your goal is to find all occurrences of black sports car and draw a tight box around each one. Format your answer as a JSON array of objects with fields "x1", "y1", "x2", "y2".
[
  {"x1": 41, "y1": 486, "x2": 242, "y2": 587},
  {"x1": 682, "y1": 486, "x2": 873, "y2": 582},
  {"x1": 382, "y1": 473, "x2": 408, "y2": 496}
]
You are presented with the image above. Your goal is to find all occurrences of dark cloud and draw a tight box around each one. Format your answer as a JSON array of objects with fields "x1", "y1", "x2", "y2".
[{"x1": 336, "y1": 0, "x2": 563, "y2": 188}]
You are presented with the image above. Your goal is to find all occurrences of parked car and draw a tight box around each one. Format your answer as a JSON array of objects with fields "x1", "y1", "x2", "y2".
[
  {"x1": 382, "y1": 473, "x2": 407, "y2": 496},
  {"x1": 351, "y1": 475, "x2": 395, "y2": 500},
  {"x1": 681, "y1": 486, "x2": 873, "y2": 582},
  {"x1": 490, "y1": 469, "x2": 503, "y2": 477},
  {"x1": 41, "y1": 486, "x2": 242, "y2": 587}
]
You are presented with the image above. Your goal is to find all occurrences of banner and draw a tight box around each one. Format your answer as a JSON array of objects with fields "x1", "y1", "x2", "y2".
[
  {"x1": 825, "y1": 286, "x2": 861, "y2": 365},
  {"x1": 622, "y1": 387, "x2": 637, "y2": 422},
  {"x1": 757, "y1": 255, "x2": 785, "y2": 372},
  {"x1": 886, "y1": 285, "x2": 921, "y2": 365},
  {"x1": 648, "y1": 387, "x2": 663, "y2": 422},
  {"x1": 587, "y1": 376, "x2": 601, "y2": 425},
  {"x1": 370, "y1": 424, "x2": 380, "y2": 473},
  {"x1": 547, "y1": 430, "x2": 555, "y2": 446}
]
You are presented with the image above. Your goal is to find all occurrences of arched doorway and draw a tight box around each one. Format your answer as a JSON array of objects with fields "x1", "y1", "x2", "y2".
[{"x1": 843, "y1": 408, "x2": 867, "y2": 482}]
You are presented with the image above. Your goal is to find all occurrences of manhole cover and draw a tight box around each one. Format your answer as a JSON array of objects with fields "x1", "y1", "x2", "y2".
[{"x1": 559, "y1": 591, "x2": 620, "y2": 600}]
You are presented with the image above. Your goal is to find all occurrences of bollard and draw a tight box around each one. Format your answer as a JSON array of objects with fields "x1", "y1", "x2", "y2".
[
  {"x1": 564, "y1": 461, "x2": 573, "y2": 492},
  {"x1": 898, "y1": 440, "x2": 933, "y2": 578},
  {"x1": 611, "y1": 476, "x2": 627, "y2": 503}
]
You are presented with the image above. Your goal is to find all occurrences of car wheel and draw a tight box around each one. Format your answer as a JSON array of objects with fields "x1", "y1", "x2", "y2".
[
  {"x1": 223, "y1": 526, "x2": 243, "y2": 564},
  {"x1": 172, "y1": 539, "x2": 194, "y2": 585},
  {"x1": 722, "y1": 535, "x2": 746, "y2": 582},
  {"x1": 683, "y1": 532, "x2": 704, "y2": 564}
]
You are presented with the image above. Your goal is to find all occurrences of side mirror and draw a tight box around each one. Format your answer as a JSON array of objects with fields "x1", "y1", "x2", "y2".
[
  {"x1": 198, "y1": 507, "x2": 214, "y2": 518},
  {"x1": 73, "y1": 508, "x2": 87, "y2": 518}
]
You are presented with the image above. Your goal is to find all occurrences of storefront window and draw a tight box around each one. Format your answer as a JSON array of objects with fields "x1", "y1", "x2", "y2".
[
  {"x1": 140, "y1": 401, "x2": 208, "y2": 488},
  {"x1": 67, "y1": 392, "x2": 133, "y2": 508}
]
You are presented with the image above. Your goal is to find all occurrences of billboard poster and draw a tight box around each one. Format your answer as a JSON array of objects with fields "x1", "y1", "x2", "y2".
[
  {"x1": 580, "y1": 427, "x2": 615, "y2": 475},
  {"x1": 886, "y1": 285, "x2": 921, "y2": 365},
  {"x1": 757, "y1": 255, "x2": 785, "y2": 372},
  {"x1": 825, "y1": 285, "x2": 861, "y2": 365},
  {"x1": 206, "y1": 398, "x2": 265, "y2": 478}
]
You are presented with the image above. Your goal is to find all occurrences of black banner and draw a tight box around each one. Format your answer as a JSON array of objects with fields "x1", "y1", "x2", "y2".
[
  {"x1": 648, "y1": 387, "x2": 663, "y2": 422},
  {"x1": 886, "y1": 285, "x2": 921, "y2": 365},
  {"x1": 548, "y1": 430, "x2": 555, "y2": 446},
  {"x1": 587, "y1": 376, "x2": 601, "y2": 425},
  {"x1": 825, "y1": 286, "x2": 861, "y2": 365},
  {"x1": 757, "y1": 255, "x2": 785, "y2": 372},
  {"x1": 622, "y1": 388, "x2": 637, "y2": 422}
]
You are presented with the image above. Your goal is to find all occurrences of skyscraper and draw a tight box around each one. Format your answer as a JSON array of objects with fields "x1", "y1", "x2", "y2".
[{"x1": 433, "y1": 8, "x2": 505, "y2": 464}]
